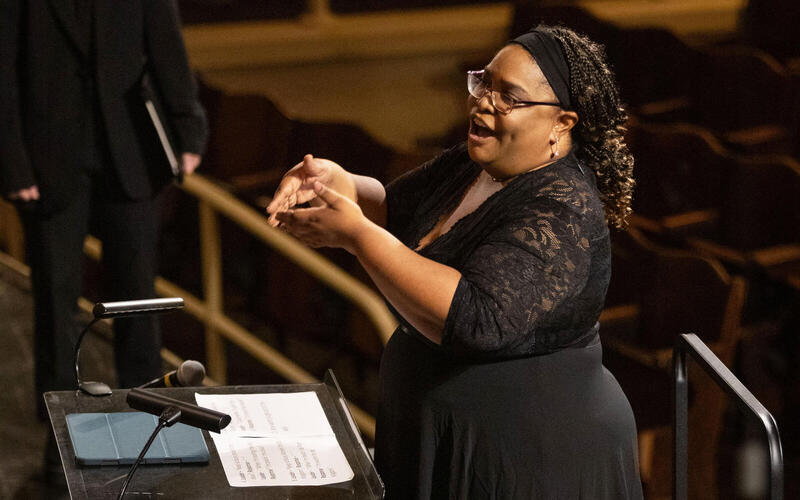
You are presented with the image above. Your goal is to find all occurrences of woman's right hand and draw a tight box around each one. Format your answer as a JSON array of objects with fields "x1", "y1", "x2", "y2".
[{"x1": 266, "y1": 154, "x2": 354, "y2": 227}]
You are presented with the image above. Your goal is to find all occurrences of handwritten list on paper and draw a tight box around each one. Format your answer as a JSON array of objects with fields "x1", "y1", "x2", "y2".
[{"x1": 195, "y1": 392, "x2": 354, "y2": 487}]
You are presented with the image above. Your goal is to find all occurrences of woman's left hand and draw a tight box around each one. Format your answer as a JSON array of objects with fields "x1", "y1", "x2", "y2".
[{"x1": 275, "y1": 181, "x2": 368, "y2": 253}]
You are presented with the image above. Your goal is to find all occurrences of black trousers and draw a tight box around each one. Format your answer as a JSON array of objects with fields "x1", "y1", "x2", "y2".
[{"x1": 20, "y1": 168, "x2": 163, "y2": 413}]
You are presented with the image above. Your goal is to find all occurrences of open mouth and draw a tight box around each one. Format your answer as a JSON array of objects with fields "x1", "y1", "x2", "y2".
[{"x1": 469, "y1": 119, "x2": 494, "y2": 139}]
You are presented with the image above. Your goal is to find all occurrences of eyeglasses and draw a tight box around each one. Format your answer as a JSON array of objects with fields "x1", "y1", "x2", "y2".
[{"x1": 467, "y1": 70, "x2": 561, "y2": 115}]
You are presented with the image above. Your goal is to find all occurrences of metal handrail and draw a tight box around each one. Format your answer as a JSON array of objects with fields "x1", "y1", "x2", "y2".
[{"x1": 673, "y1": 333, "x2": 783, "y2": 500}]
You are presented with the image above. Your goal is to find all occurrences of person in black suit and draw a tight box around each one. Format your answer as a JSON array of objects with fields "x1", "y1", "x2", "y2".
[{"x1": 0, "y1": 1, "x2": 208, "y2": 410}]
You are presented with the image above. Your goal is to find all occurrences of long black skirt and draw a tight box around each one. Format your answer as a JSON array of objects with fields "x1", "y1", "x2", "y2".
[{"x1": 374, "y1": 327, "x2": 644, "y2": 500}]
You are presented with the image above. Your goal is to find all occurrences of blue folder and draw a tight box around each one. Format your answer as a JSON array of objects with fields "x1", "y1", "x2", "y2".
[{"x1": 65, "y1": 412, "x2": 210, "y2": 466}]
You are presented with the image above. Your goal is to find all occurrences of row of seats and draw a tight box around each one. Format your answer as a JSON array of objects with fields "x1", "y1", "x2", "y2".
[
  {"x1": 628, "y1": 122, "x2": 800, "y2": 248},
  {"x1": 512, "y1": 5, "x2": 800, "y2": 159}
]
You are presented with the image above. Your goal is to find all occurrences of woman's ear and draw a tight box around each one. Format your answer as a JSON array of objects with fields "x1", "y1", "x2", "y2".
[{"x1": 554, "y1": 110, "x2": 579, "y2": 136}]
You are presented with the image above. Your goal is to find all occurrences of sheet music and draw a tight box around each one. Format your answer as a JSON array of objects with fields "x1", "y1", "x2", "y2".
[{"x1": 195, "y1": 392, "x2": 354, "y2": 487}]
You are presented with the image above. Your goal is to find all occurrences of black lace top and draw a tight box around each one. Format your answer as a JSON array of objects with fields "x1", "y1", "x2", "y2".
[
  {"x1": 375, "y1": 144, "x2": 642, "y2": 500},
  {"x1": 385, "y1": 142, "x2": 612, "y2": 359}
]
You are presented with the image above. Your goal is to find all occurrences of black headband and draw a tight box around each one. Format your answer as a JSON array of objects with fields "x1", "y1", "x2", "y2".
[{"x1": 510, "y1": 28, "x2": 572, "y2": 109}]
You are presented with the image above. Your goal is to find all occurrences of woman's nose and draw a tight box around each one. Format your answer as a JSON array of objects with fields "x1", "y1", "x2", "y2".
[{"x1": 473, "y1": 90, "x2": 495, "y2": 113}]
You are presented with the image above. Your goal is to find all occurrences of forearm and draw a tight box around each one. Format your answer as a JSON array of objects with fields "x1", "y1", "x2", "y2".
[
  {"x1": 351, "y1": 221, "x2": 461, "y2": 343},
  {"x1": 322, "y1": 169, "x2": 386, "y2": 226},
  {"x1": 350, "y1": 173, "x2": 387, "y2": 227}
]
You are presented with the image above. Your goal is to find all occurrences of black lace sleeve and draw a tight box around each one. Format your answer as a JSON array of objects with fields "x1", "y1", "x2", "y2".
[{"x1": 441, "y1": 196, "x2": 593, "y2": 359}]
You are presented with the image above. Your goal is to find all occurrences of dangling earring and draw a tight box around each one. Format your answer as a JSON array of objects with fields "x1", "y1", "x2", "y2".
[{"x1": 550, "y1": 136, "x2": 560, "y2": 159}]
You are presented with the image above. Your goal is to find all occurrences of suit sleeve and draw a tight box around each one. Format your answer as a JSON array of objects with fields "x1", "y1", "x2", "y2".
[
  {"x1": 142, "y1": 0, "x2": 208, "y2": 155},
  {"x1": 0, "y1": 0, "x2": 36, "y2": 194}
]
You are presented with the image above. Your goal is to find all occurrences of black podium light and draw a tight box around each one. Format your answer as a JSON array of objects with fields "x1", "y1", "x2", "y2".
[
  {"x1": 92, "y1": 297, "x2": 185, "y2": 319},
  {"x1": 74, "y1": 298, "x2": 185, "y2": 397}
]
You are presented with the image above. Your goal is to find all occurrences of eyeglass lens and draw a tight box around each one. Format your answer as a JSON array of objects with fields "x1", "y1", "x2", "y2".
[{"x1": 467, "y1": 71, "x2": 512, "y2": 113}]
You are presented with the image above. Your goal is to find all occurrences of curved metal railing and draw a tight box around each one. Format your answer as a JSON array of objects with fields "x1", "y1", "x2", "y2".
[{"x1": 673, "y1": 333, "x2": 783, "y2": 500}]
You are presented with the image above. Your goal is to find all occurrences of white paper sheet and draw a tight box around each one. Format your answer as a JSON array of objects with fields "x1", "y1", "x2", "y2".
[{"x1": 195, "y1": 392, "x2": 354, "y2": 487}]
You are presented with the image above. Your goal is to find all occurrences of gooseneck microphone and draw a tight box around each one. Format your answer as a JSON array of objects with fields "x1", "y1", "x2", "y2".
[
  {"x1": 74, "y1": 297, "x2": 186, "y2": 397},
  {"x1": 127, "y1": 388, "x2": 231, "y2": 433},
  {"x1": 139, "y1": 360, "x2": 206, "y2": 388}
]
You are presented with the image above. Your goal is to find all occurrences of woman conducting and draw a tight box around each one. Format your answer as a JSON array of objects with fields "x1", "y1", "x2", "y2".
[{"x1": 267, "y1": 25, "x2": 643, "y2": 499}]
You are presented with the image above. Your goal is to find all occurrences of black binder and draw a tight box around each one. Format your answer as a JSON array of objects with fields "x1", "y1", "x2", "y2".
[{"x1": 139, "y1": 71, "x2": 184, "y2": 183}]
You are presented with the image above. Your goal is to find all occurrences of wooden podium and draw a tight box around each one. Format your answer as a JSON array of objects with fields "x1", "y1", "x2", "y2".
[{"x1": 44, "y1": 371, "x2": 383, "y2": 499}]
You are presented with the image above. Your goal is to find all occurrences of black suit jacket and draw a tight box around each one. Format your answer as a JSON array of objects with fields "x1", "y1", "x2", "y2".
[{"x1": 0, "y1": 0, "x2": 208, "y2": 212}]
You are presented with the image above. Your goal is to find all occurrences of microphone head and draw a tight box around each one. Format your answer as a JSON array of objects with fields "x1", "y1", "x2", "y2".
[{"x1": 176, "y1": 360, "x2": 206, "y2": 387}]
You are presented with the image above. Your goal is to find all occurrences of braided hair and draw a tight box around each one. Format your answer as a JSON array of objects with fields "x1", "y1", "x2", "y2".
[{"x1": 538, "y1": 25, "x2": 635, "y2": 229}]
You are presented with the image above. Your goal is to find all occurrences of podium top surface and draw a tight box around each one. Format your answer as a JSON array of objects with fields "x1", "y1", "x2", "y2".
[{"x1": 44, "y1": 371, "x2": 383, "y2": 500}]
